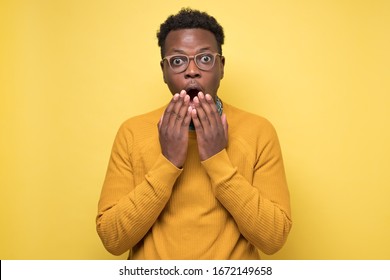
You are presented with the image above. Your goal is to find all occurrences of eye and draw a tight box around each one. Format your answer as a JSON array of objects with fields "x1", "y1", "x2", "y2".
[
  {"x1": 198, "y1": 54, "x2": 213, "y2": 64},
  {"x1": 170, "y1": 56, "x2": 187, "y2": 66}
]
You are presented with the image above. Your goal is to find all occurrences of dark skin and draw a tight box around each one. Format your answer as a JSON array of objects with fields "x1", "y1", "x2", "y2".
[{"x1": 158, "y1": 29, "x2": 228, "y2": 168}]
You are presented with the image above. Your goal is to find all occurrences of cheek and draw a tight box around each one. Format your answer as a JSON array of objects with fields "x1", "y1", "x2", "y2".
[
  {"x1": 208, "y1": 72, "x2": 223, "y2": 93},
  {"x1": 165, "y1": 75, "x2": 183, "y2": 94}
]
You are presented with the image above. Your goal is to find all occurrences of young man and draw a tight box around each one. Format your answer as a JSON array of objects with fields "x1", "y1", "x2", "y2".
[{"x1": 96, "y1": 8, "x2": 292, "y2": 259}]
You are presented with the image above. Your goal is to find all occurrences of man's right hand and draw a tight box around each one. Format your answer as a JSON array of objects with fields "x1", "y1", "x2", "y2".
[{"x1": 158, "y1": 90, "x2": 192, "y2": 168}]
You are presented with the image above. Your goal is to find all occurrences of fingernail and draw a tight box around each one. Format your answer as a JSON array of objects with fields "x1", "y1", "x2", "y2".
[
  {"x1": 205, "y1": 94, "x2": 212, "y2": 101},
  {"x1": 198, "y1": 92, "x2": 204, "y2": 99}
]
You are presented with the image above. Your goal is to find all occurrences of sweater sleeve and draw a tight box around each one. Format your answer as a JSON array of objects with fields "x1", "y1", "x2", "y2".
[
  {"x1": 201, "y1": 122, "x2": 292, "y2": 255},
  {"x1": 96, "y1": 123, "x2": 182, "y2": 255}
]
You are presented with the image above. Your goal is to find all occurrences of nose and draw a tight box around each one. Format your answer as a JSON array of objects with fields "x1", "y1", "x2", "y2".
[{"x1": 184, "y1": 59, "x2": 201, "y2": 79}]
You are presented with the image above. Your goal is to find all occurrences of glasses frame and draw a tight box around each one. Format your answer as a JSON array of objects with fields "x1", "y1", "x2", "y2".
[{"x1": 162, "y1": 52, "x2": 222, "y2": 73}]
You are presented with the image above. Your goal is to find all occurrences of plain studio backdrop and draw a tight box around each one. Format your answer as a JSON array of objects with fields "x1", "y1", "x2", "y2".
[{"x1": 1, "y1": 0, "x2": 389, "y2": 259}]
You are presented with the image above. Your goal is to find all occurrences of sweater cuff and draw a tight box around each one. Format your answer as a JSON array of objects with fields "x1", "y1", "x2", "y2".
[
  {"x1": 146, "y1": 154, "x2": 183, "y2": 192},
  {"x1": 201, "y1": 149, "x2": 236, "y2": 186}
]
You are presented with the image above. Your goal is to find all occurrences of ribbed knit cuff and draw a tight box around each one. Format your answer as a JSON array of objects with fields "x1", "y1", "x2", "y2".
[
  {"x1": 145, "y1": 154, "x2": 183, "y2": 197},
  {"x1": 201, "y1": 149, "x2": 236, "y2": 186}
]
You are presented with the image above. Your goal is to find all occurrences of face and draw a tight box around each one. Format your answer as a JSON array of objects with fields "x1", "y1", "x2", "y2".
[{"x1": 161, "y1": 29, "x2": 225, "y2": 105}]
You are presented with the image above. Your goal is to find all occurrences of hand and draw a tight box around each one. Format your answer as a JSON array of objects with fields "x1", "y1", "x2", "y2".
[
  {"x1": 191, "y1": 92, "x2": 228, "y2": 161},
  {"x1": 158, "y1": 90, "x2": 192, "y2": 168}
]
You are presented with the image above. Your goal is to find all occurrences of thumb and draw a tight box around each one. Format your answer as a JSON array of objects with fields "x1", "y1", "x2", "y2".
[
  {"x1": 221, "y1": 113, "x2": 228, "y2": 139},
  {"x1": 158, "y1": 114, "x2": 163, "y2": 129}
]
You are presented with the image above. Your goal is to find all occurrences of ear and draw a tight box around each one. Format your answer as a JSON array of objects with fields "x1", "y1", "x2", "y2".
[
  {"x1": 160, "y1": 61, "x2": 167, "y2": 84},
  {"x1": 220, "y1": 56, "x2": 225, "y2": 80}
]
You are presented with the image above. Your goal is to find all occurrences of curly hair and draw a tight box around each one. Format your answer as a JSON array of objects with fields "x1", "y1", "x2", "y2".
[{"x1": 157, "y1": 8, "x2": 225, "y2": 58}]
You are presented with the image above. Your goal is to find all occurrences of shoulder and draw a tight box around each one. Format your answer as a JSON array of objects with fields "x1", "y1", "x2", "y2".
[
  {"x1": 223, "y1": 102, "x2": 283, "y2": 159},
  {"x1": 223, "y1": 102, "x2": 277, "y2": 136},
  {"x1": 114, "y1": 106, "x2": 165, "y2": 141},
  {"x1": 120, "y1": 106, "x2": 165, "y2": 129}
]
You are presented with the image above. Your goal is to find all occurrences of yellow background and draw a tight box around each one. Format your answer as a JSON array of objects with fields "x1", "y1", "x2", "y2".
[{"x1": 1, "y1": 0, "x2": 389, "y2": 259}]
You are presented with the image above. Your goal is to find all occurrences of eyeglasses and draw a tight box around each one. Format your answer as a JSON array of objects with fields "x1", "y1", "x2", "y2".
[{"x1": 162, "y1": 52, "x2": 222, "y2": 73}]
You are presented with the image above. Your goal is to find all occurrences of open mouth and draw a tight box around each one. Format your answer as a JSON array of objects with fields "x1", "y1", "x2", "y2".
[{"x1": 186, "y1": 88, "x2": 200, "y2": 101}]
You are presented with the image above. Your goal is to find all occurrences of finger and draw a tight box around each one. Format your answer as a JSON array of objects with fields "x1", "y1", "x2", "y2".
[
  {"x1": 161, "y1": 93, "x2": 179, "y2": 130},
  {"x1": 221, "y1": 113, "x2": 228, "y2": 140},
  {"x1": 181, "y1": 105, "x2": 192, "y2": 129},
  {"x1": 174, "y1": 93, "x2": 190, "y2": 129},
  {"x1": 158, "y1": 114, "x2": 163, "y2": 129},
  {"x1": 208, "y1": 95, "x2": 221, "y2": 128},
  {"x1": 193, "y1": 96, "x2": 210, "y2": 131},
  {"x1": 169, "y1": 90, "x2": 187, "y2": 129},
  {"x1": 201, "y1": 93, "x2": 221, "y2": 129},
  {"x1": 190, "y1": 107, "x2": 204, "y2": 136}
]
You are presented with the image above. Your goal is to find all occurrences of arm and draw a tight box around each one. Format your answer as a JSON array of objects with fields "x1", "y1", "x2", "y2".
[
  {"x1": 192, "y1": 93, "x2": 292, "y2": 254},
  {"x1": 202, "y1": 128, "x2": 292, "y2": 255},
  {"x1": 96, "y1": 124, "x2": 182, "y2": 255},
  {"x1": 96, "y1": 92, "x2": 192, "y2": 255}
]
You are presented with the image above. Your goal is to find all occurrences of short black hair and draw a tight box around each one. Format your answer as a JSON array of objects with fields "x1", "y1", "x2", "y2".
[{"x1": 157, "y1": 8, "x2": 225, "y2": 58}]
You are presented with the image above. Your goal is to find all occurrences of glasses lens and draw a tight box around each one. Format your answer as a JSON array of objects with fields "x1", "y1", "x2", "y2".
[
  {"x1": 169, "y1": 55, "x2": 188, "y2": 73},
  {"x1": 195, "y1": 53, "x2": 215, "y2": 70}
]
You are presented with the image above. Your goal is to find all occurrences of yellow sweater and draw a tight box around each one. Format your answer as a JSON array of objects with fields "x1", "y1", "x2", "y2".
[{"x1": 96, "y1": 102, "x2": 292, "y2": 259}]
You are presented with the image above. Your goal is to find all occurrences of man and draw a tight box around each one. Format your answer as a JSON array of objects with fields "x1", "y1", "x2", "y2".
[{"x1": 96, "y1": 8, "x2": 292, "y2": 259}]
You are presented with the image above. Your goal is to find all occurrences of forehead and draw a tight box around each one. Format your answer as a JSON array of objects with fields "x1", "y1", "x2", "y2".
[{"x1": 164, "y1": 28, "x2": 219, "y2": 54}]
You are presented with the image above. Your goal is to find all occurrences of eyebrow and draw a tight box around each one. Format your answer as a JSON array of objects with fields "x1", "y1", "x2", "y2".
[{"x1": 170, "y1": 47, "x2": 213, "y2": 54}]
